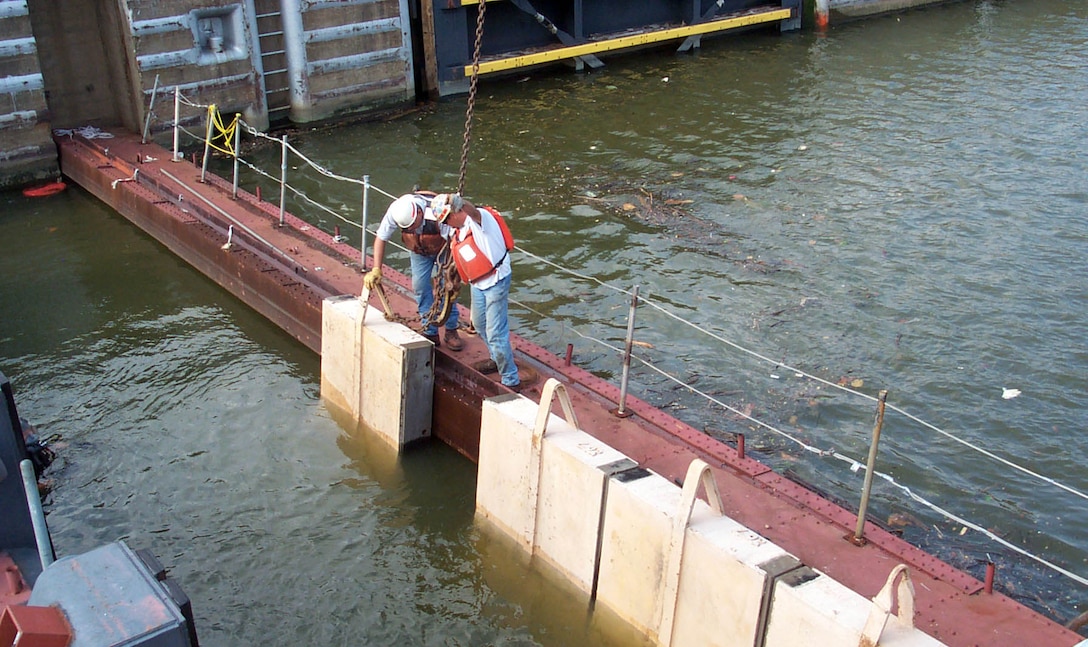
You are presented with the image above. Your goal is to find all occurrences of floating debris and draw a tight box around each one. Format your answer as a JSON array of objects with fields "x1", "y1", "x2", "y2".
[
  {"x1": 1002, "y1": 387, "x2": 1022, "y2": 400},
  {"x1": 887, "y1": 511, "x2": 925, "y2": 529}
]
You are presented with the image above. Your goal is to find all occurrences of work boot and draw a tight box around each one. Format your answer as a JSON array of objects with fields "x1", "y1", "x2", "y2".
[
  {"x1": 444, "y1": 328, "x2": 464, "y2": 351},
  {"x1": 472, "y1": 359, "x2": 498, "y2": 374},
  {"x1": 422, "y1": 331, "x2": 439, "y2": 347}
]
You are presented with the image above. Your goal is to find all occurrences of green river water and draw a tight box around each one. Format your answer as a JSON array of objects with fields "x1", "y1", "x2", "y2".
[{"x1": 1, "y1": 1, "x2": 1085, "y2": 644}]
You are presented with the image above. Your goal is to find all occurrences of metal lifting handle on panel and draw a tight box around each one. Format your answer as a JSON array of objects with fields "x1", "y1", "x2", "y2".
[
  {"x1": 533, "y1": 377, "x2": 579, "y2": 445},
  {"x1": 525, "y1": 378, "x2": 581, "y2": 552},
  {"x1": 658, "y1": 459, "x2": 725, "y2": 647},
  {"x1": 859, "y1": 564, "x2": 916, "y2": 647}
]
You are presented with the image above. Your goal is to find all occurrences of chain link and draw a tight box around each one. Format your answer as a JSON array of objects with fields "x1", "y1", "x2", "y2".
[{"x1": 457, "y1": 0, "x2": 487, "y2": 196}]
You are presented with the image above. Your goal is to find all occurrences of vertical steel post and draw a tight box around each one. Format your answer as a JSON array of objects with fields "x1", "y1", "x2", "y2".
[
  {"x1": 853, "y1": 389, "x2": 889, "y2": 544},
  {"x1": 142, "y1": 74, "x2": 160, "y2": 144},
  {"x1": 200, "y1": 106, "x2": 213, "y2": 183},
  {"x1": 279, "y1": 135, "x2": 288, "y2": 227},
  {"x1": 361, "y1": 175, "x2": 370, "y2": 267},
  {"x1": 232, "y1": 114, "x2": 241, "y2": 199},
  {"x1": 20, "y1": 460, "x2": 53, "y2": 569},
  {"x1": 172, "y1": 86, "x2": 181, "y2": 161},
  {"x1": 613, "y1": 285, "x2": 639, "y2": 417},
  {"x1": 281, "y1": 0, "x2": 309, "y2": 122}
]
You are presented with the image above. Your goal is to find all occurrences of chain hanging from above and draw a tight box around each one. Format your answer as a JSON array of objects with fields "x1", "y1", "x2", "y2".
[
  {"x1": 428, "y1": 0, "x2": 488, "y2": 331},
  {"x1": 457, "y1": 0, "x2": 488, "y2": 197}
]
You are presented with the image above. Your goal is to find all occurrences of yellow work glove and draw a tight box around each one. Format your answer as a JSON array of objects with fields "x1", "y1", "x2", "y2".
[{"x1": 363, "y1": 267, "x2": 382, "y2": 290}]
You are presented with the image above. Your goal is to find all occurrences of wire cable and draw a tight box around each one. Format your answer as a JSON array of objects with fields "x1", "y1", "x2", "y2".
[{"x1": 169, "y1": 115, "x2": 1088, "y2": 585}]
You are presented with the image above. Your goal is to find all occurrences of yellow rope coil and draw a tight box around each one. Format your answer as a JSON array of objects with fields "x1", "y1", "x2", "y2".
[{"x1": 205, "y1": 104, "x2": 239, "y2": 157}]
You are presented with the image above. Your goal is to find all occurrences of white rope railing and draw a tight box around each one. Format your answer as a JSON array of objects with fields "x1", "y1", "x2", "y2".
[
  {"x1": 162, "y1": 96, "x2": 1088, "y2": 588},
  {"x1": 233, "y1": 155, "x2": 361, "y2": 229},
  {"x1": 517, "y1": 245, "x2": 1088, "y2": 502}
]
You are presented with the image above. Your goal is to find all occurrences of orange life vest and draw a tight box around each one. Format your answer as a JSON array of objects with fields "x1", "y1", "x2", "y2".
[
  {"x1": 452, "y1": 206, "x2": 514, "y2": 283},
  {"x1": 400, "y1": 220, "x2": 446, "y2": 256}
]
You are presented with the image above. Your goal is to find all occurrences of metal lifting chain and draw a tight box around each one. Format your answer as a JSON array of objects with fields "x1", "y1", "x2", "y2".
[
  {"x1": 456, "y1": 0, "x2": 488, "y2": 196},
  {"x1": 426, "y1": 0, "x2": 486, "y2": 330},
  {"x1": 426, "y1": 240, "x2": 462, "y2": 327}
]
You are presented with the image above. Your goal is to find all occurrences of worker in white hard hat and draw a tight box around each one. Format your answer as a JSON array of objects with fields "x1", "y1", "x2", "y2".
[{"x1": 363, "y1": 192, "x2": 463, "y2": 350}]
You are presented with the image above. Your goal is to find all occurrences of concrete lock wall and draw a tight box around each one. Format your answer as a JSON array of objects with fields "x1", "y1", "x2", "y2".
[
  {"x1": 286, "y1": 0, "x2": 416, "y2": 124},
  {"x1": 813, "y1": 0, "x2": 960, "y2": 27},
  {"x1": 320, "y1": 294, "x2": 432, "y2": 448},
  {"x1": 127, "y1": 0, "x2": 272, "y2": 135},
  {"x1": 476, "y1": 377, "x2": 950, "y2": 647},
  {"x1": 0, "y1": 1, "x2": 57, "y2": 187}
]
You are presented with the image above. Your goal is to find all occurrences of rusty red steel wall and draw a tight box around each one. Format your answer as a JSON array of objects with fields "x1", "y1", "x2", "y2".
[{"x1": 57, "y1": 130, "x2": 494, "y2": 460}]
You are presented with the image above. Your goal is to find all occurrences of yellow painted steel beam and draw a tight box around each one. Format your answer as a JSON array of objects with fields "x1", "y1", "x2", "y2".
[{"x1": 461, "y1": 8, "x2": 793, "y2": 77}]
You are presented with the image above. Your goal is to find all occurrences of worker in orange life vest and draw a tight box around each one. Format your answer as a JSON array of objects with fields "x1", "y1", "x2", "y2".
[
  {"x1": 430, "y1": 193, "x2": 519, "y2": 391},
  {"x1": 363, "y1": 193, "x2": 463, "y2": 351}
]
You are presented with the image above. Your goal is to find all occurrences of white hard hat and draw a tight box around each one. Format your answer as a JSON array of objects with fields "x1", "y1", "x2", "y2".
[{"x1": 387, "y1": 195, "x2": 420, "y2": 229}]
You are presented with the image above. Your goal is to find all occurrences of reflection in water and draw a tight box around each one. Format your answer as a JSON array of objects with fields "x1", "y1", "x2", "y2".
[{"x1": 2, "y1": 0, "x2": 1087, "y2": 641}]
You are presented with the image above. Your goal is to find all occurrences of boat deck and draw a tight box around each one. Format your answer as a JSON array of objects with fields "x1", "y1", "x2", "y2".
[{"x1": 54, "y1": 129, "x2": 1082, "y2": 647}]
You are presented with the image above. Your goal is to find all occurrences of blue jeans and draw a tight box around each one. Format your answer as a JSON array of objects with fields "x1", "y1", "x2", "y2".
[
  {"x1": 471, "y1": 273, "x2": 518, "y2": 387},
  {"x1": 410, "y1": 252, "x2": 459, "y2": 336}
]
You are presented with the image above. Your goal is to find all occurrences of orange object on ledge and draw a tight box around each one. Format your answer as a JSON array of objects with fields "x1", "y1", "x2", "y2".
[{"x1": 0, "y1": 604, "x2": 72, "y2": 647}]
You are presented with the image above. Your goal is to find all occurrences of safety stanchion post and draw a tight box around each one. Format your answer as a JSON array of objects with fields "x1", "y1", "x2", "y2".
[
  {"x1": 142, "y1": 74, "x2": 159, "y2": 144},
  {"x1": 851, "y1": 388, "x2": 889, "y2": 546},
  {"x1": 278, "y1": 135, "x2": 287, "y2": 227},
  {"x1": 612, "y1": 285, "x2": 639, "y2": 418},
  {"x1": 172, "y1": 86, "x2": 181, "y2": 161},
  {"x1": 200, "y1": 105, "x2": 214, "y2": 183},
  {"x1": 232, "y1": 114, "x2": 241, "y2": 199},
  {"x1": 361, "y1": 175, "x2": 370, "y2": 268}
]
